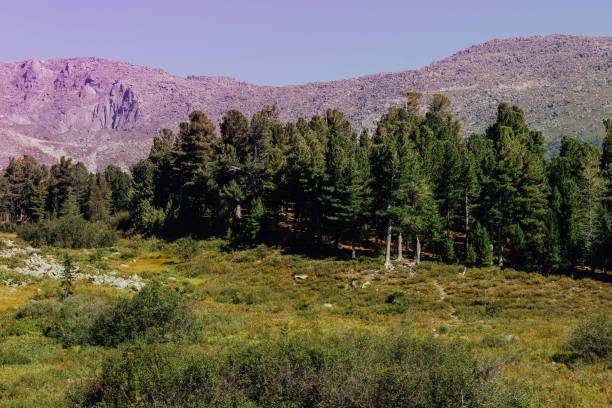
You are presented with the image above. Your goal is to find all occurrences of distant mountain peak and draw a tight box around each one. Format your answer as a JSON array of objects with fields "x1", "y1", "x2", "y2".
[{"x1": 1, "y1": 34, "x2": 610, "y2": 171}]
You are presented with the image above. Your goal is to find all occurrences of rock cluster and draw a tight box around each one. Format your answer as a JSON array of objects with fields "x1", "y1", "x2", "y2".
[{"x1": 0, "y1": 240, "x2": 145, "y2": 291}]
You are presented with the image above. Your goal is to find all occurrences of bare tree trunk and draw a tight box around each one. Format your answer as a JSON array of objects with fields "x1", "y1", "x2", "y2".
[
  {"x1": 384, "y1": 218, "x2": 393, "y2": 270},
  {"x1": 497, "y1": 227, "x2": 503, "y2": 267},
  {"x1": 235, "y1": 203, "x2": 242, "y2": 220},
  {"x1": 351, "y1": 237, "x2": 356, "y2": 259},
  {"x1": 414, "y1": 235, "x2": 421, "y2": 265},
  {"x1": 396, "y1": 232, "x2": 403, "y2": 261}
]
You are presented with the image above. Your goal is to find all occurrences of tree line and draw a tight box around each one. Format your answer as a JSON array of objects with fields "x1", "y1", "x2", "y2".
[{"x1": 1, "y1": 94, "x2": 611, "y2": 272}]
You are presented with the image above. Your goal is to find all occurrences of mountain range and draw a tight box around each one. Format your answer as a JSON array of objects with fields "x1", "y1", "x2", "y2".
[{"x1": 1, "y1": 34, "x2": 610, "y2": 171}]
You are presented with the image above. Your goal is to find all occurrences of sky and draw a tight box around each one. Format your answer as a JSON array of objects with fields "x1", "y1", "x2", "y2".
[{"x1": 1, "y1": 0, "x2": 610, "y2": 86}]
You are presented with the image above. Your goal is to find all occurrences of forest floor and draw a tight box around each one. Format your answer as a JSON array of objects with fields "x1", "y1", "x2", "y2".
[{"x1": 0, "y1": 232, "x2": 610, "y2": 407}]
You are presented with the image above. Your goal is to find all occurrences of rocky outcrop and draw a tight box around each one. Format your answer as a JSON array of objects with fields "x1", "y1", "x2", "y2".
[{"x1": 0, "y1": 34, "x2": 610, "y2": 171}]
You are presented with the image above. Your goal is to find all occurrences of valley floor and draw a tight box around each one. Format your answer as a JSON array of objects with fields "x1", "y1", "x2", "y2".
[{"x1": 0, "y1": 232, "x2": 610, "y2": 407}]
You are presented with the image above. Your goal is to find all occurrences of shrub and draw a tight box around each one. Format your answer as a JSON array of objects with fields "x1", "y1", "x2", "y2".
[
  {"x1": 15, "y1": 301, "x2": 62, "y2": 322},
  {"x1": 16, "y1": 216, "x2": 118, "y2": 249},
  {"x1": 71, "y1": 343, "x2": 223, "y2": 407},
  {"x1": 231, "y1": 334, "x2": 528, "y2": 408},
  {"x1": 73, "y1": 334, "x2": 530, "y2": 408},
  {"x1": 44, "y1": 296, "x2": 112, "y2": 347},
  {"x1": 16, "y1": 297, "x2": 111, "y2": 347},
  {"x1": 88, "y1": 248, "x2": 109, "y2": 263},
  {"x1": 484, "y1": 303, "x2": 503, "y2": 318},
  {"x1": 386, "y1": 291, "x2": 404, "y2": 304},
  {"x1": 18, "y1": 285, "x2": 197, "y2": 348},
  {"x1": 131, "y1": 199, "x2": 166, "y2": 235},
  {"x1": 89, "y1": 283, "x2": 197, "y2": 347},
  {"x1": 567, "y1": 314, "x2": 612, "y2": 361},
  {"x1": 174, "y1": 237, "x2": 200, "y2": 261}
]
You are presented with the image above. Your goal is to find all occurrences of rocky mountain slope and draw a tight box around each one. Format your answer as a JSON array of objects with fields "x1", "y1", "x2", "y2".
[{"x1": 1, "y1": 34, "x2": 610, "y2": 171}]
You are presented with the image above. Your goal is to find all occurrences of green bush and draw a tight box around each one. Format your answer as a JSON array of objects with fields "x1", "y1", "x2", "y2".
[
  {"x1": 567, "y1": 314, "x2": 612, "y2": 361},
  {"x1": 17, "y1": 285, "x2": 197, "y2": 348},
  {"x1": 73, "y1": 334, "x2": 529, "y2": 408},
  {"x1": 16, "y1": 216, "x2": 118, "y2": 249},
  {"x1": 174, "y1": 237, "x2": 200, "y2": 261},
  {"x1": 15, "y1": 301, "x2": 62, "y2": 323},
  {"x1": 16, "y1": 297, "x2": 111, "y2": 347},
  {"x1": 233, "y1": 335, "x2": 529, "y2": 408},
  {"x1": 45, "y1": 296, "x2": 112, "y2": 347},
  {"x1": 89, "y1": 283, "x2": 197, "y2": 347},
  {"x1": 71, "y1": 343, "x2": 225, "y2": 407},
  {"x1": 88, "y1": 248, "x2": 110, "y2": 263}
]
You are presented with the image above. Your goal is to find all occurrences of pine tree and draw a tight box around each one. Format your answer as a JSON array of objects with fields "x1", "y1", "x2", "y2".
[
  {"x1": 47, "y1": 157, "x2": 75, "y2": 217},
  {"x1": 402, "y1": 91, "x2": 423, "y2": 116},
  {"x1": 104, "y1": 165, "x2": 132, "y2": 214},
  {"x1": 428, "y1": 93, "x2": 451, "y2": 117},
  {"x1": 550, "y1": 137, "x2": 602, "y2": 269},
  {"x1": 601, "y1": 118, "x2": 612, "y2": 209},
  {"x1": 371, "y1": 107, "x2": 436, "y2": 269},
  {"x1": 542, "y1": 188, "x2": 563, "y2": 272},
  {"x1": 459, "y1": 148, "x2": 480, "y2": 260},
  {"x1": 60, "y1": 188, "x2": 79, "y2": 218},
  {"x1": 320, "y1": 109, "x2": 365, "y2": 252},
  {"x1": 2, "y1": 156, "x2": 48, "y2": 222},
  {"x1": 472, "y1": 222, "x2": 492, "y2": 267},
  {"x1": 244, "y1": 197, "x2": 265, "y2": 241},
  {"x1": 172, "y1": 111, "x2": 219, "y2": 233},
  {"x1": 218, "y1": 110, "x2": 251, "y2": 234},
  {"x1": 87, "y1": 174, "x2": 112, "y2": 222},
  {"x1": 485, "y1": 103, "x2": 548, "y2": 268},
  {"x1": 435, "y1": 141, "x2": 464, "y2": 232},
  {"x1": 61, "y1": 253, "x2": 74, "y2": 300},
  {"x1": 574, "y1": 158, "x2": 605, "y2": 272},
  {"x1": 71, "y1": 162, "x2": 90, "y2": 216},
  {"x1": 287, "y1": 116, "x2": 327, "y2": 242}
]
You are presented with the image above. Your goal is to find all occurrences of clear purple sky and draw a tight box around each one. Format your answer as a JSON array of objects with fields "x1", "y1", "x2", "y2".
[{"x1": 1, "y1": 0, "x2": 610, "y2": 85}]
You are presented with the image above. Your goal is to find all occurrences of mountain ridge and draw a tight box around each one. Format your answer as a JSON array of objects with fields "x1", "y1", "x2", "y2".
[{"x1": 1, "y1": 34, "x2": 611, "y2": 171}]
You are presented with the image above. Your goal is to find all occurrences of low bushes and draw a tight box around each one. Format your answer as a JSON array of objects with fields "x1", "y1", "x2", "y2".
[
  {"x1": 16, "y1": 216, "x2": 118, "y2": 248},
  {"x1": 16, "y1": 283, "x2": 197, "y2": 348},
  {"x1": 90, "y1": 283, "x2": 197, "y2": 347},
  {"x1": 72, "y1": 343, "x2": 222, "y2": 407},
  {"x1": 567, "y1": 314, "x2": 612, "y2": 361},
  {"x1": 174, "y1": 237, "x2": 200, "y2": 261},
  {"x1": 45, "y1": 296, "x2": 112, "y2": 347},
  {"x1": 72, "y1": 334, "x2": 531, "y2": 408}
]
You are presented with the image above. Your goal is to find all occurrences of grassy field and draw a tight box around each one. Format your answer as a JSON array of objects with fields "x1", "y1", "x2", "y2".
[{"x1": 0, "y1": 232, "x2": 610, "y2": 407}]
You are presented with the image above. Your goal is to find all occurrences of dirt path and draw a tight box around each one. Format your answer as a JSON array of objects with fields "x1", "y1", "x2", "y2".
[{"x1": 433, "y1": 279, "x2": 458, "y2": 321}]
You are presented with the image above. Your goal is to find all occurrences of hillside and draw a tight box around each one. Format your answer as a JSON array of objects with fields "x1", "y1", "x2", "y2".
[
  {"x1": 0, "y1": 233, "x2": 611, "y2": 406},
  {"x1": 0, "y1": 34, "x2": 610, "y2": 171}
]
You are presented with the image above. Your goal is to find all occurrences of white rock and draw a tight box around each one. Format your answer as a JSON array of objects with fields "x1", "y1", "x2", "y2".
[
  {"x1": 5, "y1": 243, "x2": 146, "y2": 291},
  {"x1": 505, "y1": 334, "x2": 520, "y2": 342}
]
